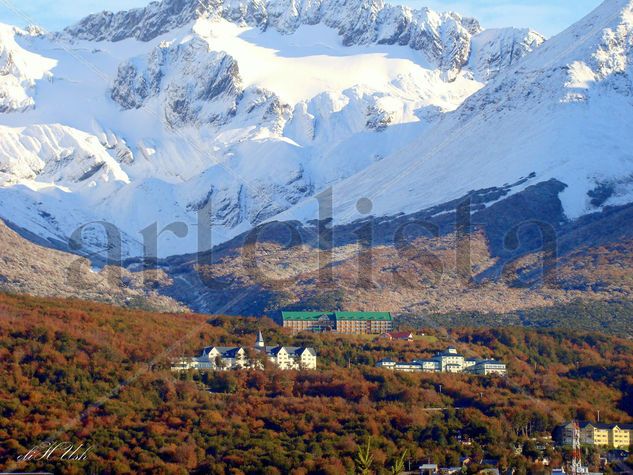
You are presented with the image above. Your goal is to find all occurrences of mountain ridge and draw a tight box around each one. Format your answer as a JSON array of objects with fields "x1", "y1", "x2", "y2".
[
  {"x1": 274, "y1": 0, "x2": 633, "y2": 226},
  {"x1": 0, "y1": 0, "x2": 543, "y2": 258},
  {"x1": 3, "y1": 0, "x2": 633, "y2": 322},
  {"x1": 62, "y1": 0, "x2": 544, "y2": 80}
]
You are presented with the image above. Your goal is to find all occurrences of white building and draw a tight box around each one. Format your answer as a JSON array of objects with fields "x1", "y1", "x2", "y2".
[
  {"x1": 376, "y1": 358, "x2": 397, "y2": 369},
  {"x1": 394, "y1": 362, "x2": 424, "y2": 372},
  {"x1": 254, "y1": 330, "x2": 317, "y2": 370},
  {"x1": 412, "y1": 359, "x2": 441, "y2": 372},
  {"x1": 171, "y1": 346, "x2": 249, "y2": 371},
  {"x1": 376, "y1": 347, "x2": 507, "y2": 376},
  {"x1": 171, "y1": 331, "x2": 317, "y2": 371},
  {"x1": 434, "y1": 347, "x2": 467, "y2": 372},
  {"x1": 468, "y1": 360, "x2": 507, "y2": 376}
]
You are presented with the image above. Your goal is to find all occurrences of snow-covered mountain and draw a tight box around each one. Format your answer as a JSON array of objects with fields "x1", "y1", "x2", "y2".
[
  {"x1": 0, "y1": 25, "x2": 55, "y2": 112},
  {"x1": 277, "y1": 0, "x2": 633, "y2": 229},
  {"x1": 0, "y1": 0, "x2": 544, "y2": 258},
  {"x1": 63, "y1": 0, "x2": 539, "y2": 81}
]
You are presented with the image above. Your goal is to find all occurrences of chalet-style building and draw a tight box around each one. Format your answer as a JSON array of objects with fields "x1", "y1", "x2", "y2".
[
  {"x1": 171, "y1": 331, "x2": 317, "y2": 371},
  {"x1": 376, "y1": 347, "x2": 507, "y2": 376},
  {"x1": 281, "y1": 311, "x2": 393, "y2": 334},
  {"x1": 254, "y1": 331, "x2": 317, "y2": 370}
]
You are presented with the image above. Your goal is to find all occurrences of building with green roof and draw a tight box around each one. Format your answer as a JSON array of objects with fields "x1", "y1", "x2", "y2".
[{"x1": 281, "y1": 311, "x2": 393, "y2": 334}]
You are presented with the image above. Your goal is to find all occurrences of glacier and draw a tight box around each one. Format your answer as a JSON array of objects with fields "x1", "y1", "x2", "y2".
[{"x1": 0, "y1": 0, "x2": 549, "y2": 258}]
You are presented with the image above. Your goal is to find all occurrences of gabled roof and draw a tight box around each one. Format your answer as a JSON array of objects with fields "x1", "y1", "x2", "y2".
[
  {"x1": 222, "y1": 347, "x2": 245, "y2": 358},
  {"x1": 202, "y1": 346, "x2": 244, "y2": 357},
  {"x1": 266, "y1": 345, "x2": 316, "y2": 357},
  {"x1": 585, "y1": 422, "x2": 616, "y2": 430},
  {"x1": 202, "y1": 346, "x2": 232, "y2": 354},
  {"x1": 570, "y1": 421, "x2": 628, "y2": 430},
  {"x1": 287, "y1": 347, "x2": 316, "y2": 356},
  {"x1": 266, "y1": 346, "x2": 286, "y2": 356},
  {"x1": 388, "y1": 331, "x2": 413, "y2": 339}
]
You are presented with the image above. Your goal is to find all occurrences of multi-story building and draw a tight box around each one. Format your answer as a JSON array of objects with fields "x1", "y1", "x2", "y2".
[
  {"x1": 171, "y1": 331, "x2": 317, "y2": 371},
  {"x1": 468, "y1": 360, "x2": 508, "y2": 376},
  {"x1": 280, "y1": 312, "x2": 336, "y2": 333},
  {"x1": 335, "y1": 312, "x2": 393, "y2": 334},
  {"x1": 376, "y1": 347, "x2": 507, "y2": 376},
  {"x1": 281, "y1": 311, "x2": 393, "y2": 334},
  {"x1": 412, "y1": 359, "x2": 442, "y2": 372},
  {"x1": 559, "y1": 422, "x2": 633, "y2": 449},
  {"x1": 433, "y1": 347, "x2": 467, "y2": 372},
  {"x1": 375, "y1": 358, "x2": 397, "y2": 369},
  {"x1": 171, "y1": 346, "x2": 248, "y2": 371},
  {"x1": 612, "y1": 425, "x2": 633, "y2": 449}
]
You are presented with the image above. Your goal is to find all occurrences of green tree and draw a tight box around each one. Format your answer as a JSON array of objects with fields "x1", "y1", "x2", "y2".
[
  {"x1": 355, "y1": 437, "x2": 374, "y2": 475},
  {"x1": 389, "y1": 449, "x2": 408, "y2": 475}
]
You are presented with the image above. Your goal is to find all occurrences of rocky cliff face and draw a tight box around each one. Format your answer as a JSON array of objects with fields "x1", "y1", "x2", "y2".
[
  {"x1": 276, "y1": 0, "x2": 633, "y2": 229},
  {"x1": 5, "y1": 0, "x2": 633, "y2": 320},
  {"x1": 468, "y1": 27, "x2": 545, "y2": 81},
  {"x1": 65, "y1": 0, "x2": 542, "y2": 80},
  {"x1": 0, "y1": 0, "x2": 546, "y2": 258},
  {"x1": 112, "y1": 38, "x2": 244, "y2": 127}
]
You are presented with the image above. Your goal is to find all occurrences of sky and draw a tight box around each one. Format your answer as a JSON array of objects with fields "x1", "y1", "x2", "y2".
[{"x1": 0, "y1": 0, "x2": 604, "y2": 37}]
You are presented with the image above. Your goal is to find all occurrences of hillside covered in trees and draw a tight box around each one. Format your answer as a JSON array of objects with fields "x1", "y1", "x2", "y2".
[{"x1": 1, "y1": 293, "x2": 632, "y2": 474}]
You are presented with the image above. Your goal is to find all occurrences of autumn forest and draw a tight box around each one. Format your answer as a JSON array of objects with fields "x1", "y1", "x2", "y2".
[{"x1": 1, "y1": 293, "x2": 632, "y2": 474}]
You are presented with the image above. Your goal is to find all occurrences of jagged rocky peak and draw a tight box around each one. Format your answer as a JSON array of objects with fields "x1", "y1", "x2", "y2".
[
  {"x1": 63, "y1": 0, "x2": 200, "y2": 42},
  {"x1": 581, "y1": 0, "x2": 633, "y2": 84},
  {"x1": 111, "y1": 37, "x2": 243, "y2": 126},
  {"x1": 111, "y1": 35, "x2": 291, "y2": 129},
  {"x1": 468, "y1": 28, "x2": 545, "y2": 81},
  {"x1": 64, "y1": 0, "x2": 541, "y2": 78},
  {"x1": 459, "y1": 0, "x2": 633, "y2": 121}
]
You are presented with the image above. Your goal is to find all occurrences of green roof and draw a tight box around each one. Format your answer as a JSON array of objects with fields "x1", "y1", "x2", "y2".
[
  {"x1": 281, "y1": 311, "x2": 392, "y2": 322},
  {"x1": 335, "y1": 312, "x2": 393, "y2": 322},
  {"x1": 281, "y1": 311, "x2": 334, "y2": 321}
]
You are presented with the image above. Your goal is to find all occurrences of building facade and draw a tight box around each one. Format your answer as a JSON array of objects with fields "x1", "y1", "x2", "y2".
[
  {"x1": 376, "y1": 347, "x2": 507, "y2": 376},
  {"x1": 468, "y1": 360, "x2": 508, "y2": 376},
  {"x1": 171, "y1": 332, "x2": 317, "y2": 371},
  {"x1": 560, "y1": 422, "x2": 633, "y2": 449},
  {"x1": 281, "y1": 311, "x2": 393, "y2": 334}
]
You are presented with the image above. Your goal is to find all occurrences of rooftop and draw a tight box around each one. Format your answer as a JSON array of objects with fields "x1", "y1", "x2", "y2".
[
  {"x1": 436, "y1": 348, "x2": 464, "y2": 357},
  {"x1": 477, "y1": 360, "x2": 505, "y2": 365},
  {"x1": 383, "y1": 331, "x2": 413, "y2": 338},
  {"x1": 570, "y1": 421, "x2": 633, "y2": 430},
  {"x1": 281, "y1": 311, "x2": 393, "y2": 322},
  {"x1": 335, "y1": 312, "x2": 393, "y2": 321},
  {"x1": 281, "y1": 311, "x2": 334, "y2": 322}
]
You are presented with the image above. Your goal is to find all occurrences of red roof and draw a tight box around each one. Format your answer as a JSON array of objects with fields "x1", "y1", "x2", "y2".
[{"x1": 383, "y1": 332, "x2": 413, "y2": 340}]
